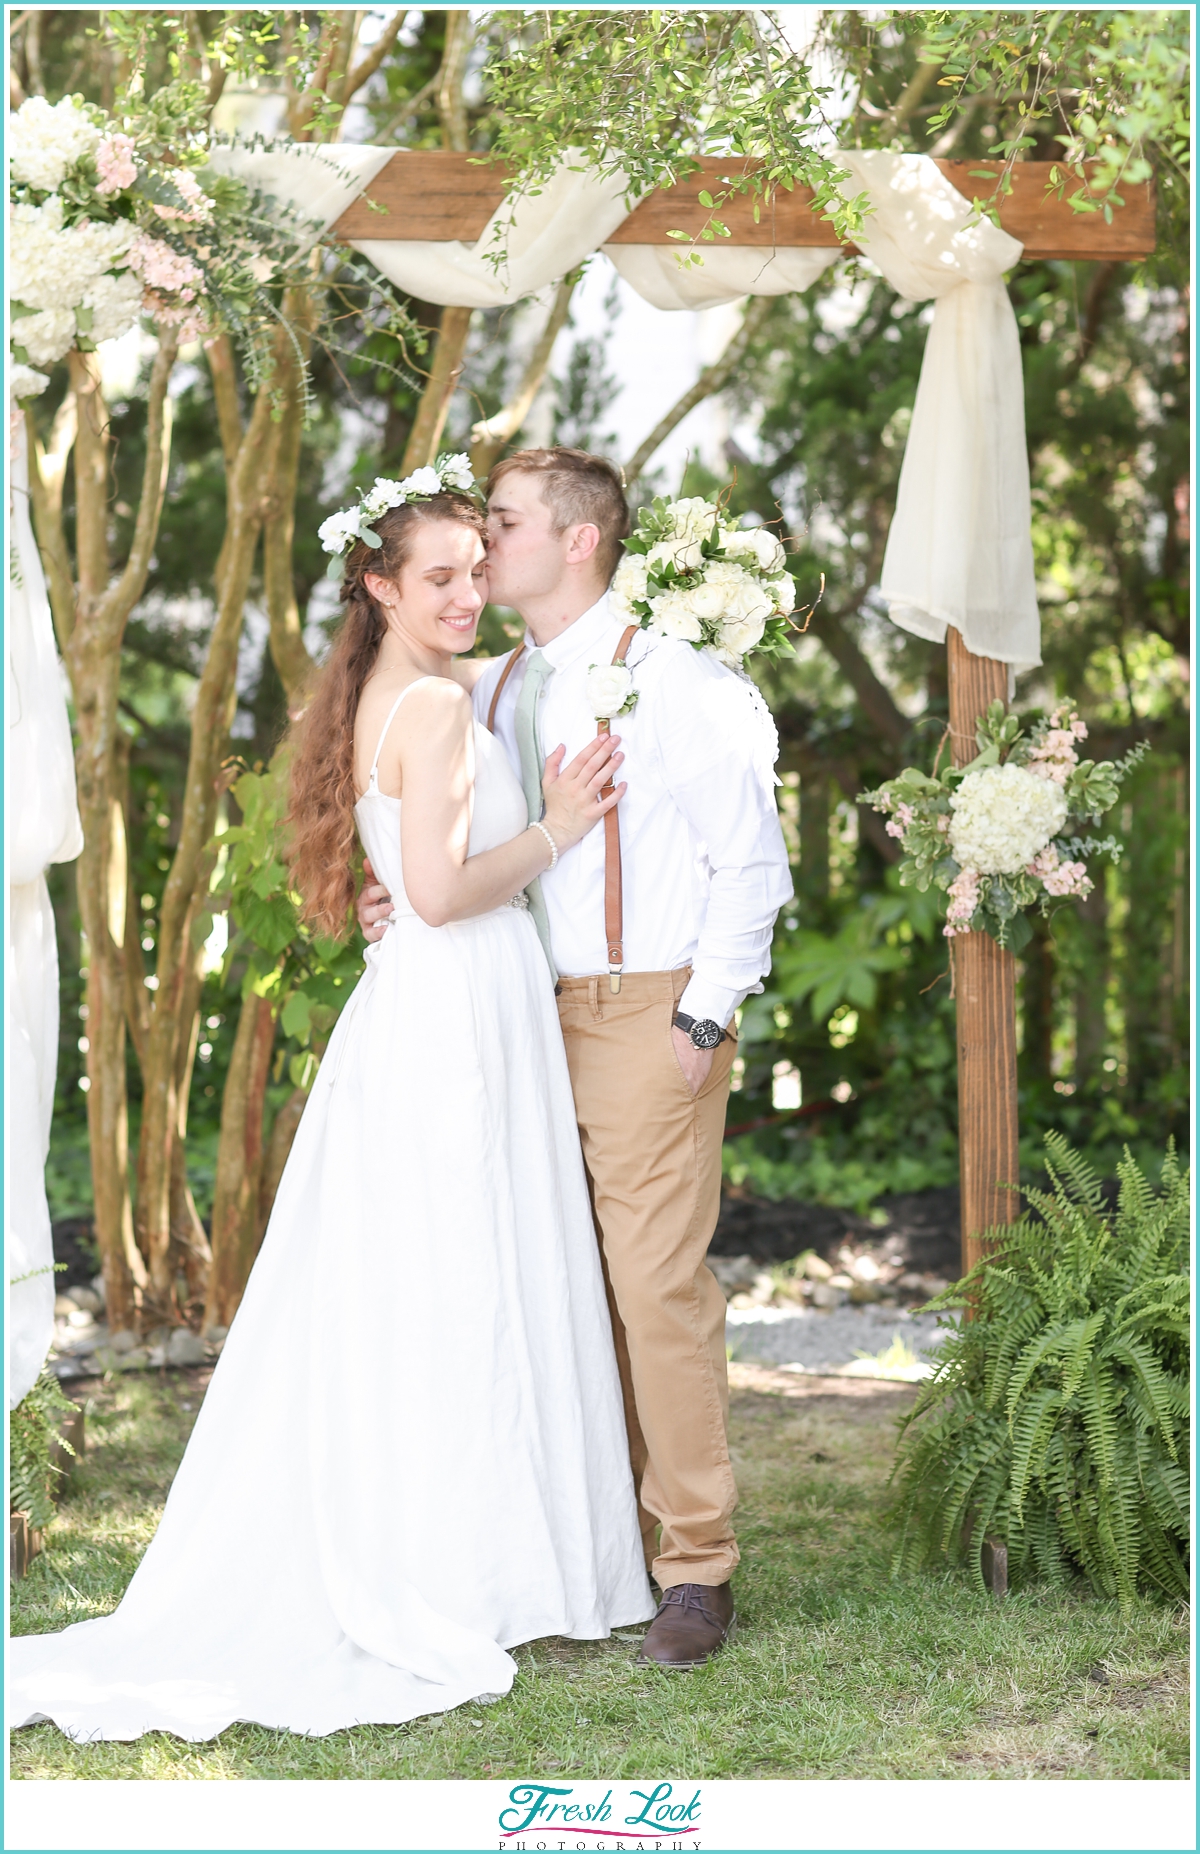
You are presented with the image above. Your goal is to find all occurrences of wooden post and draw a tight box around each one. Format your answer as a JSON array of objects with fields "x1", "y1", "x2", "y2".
[{"x1": 947, "y1": 627, "x2": 1020, "y2": 1276}]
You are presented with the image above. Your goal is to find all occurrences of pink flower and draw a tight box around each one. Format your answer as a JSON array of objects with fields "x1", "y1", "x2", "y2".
[
  {"x1": 152, "y1": 169, "x2": 211, "y2": 224},
  {"x1": 95, "y1": 133, "x2": 137, "y2": 195},
  {"x1": 127, "y1": 232, "x2": 203, "y2": 301},
  {"x1": 885, "y1": 801, "x2": 914, "y2": 840},
  {"x1": 1027, "y1": 845, "x2": 1092, "y2": 898},
  {"x1": 943, "y1": 866, "x2": 979, "y2": 936}
]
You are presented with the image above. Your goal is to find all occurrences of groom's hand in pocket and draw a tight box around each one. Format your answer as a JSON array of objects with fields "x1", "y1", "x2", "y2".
[
  {"x1": 357, "y1": 858, "x2": 394, "y2": 943},
  {"x1": 671, "y1": 1025, "x2": 713, "y2": 1098}
]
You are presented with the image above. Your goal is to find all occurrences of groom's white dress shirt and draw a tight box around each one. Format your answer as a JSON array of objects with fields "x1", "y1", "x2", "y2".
[{"x1": 472, "y1": 593, "x2": 794, "y2": 1028}]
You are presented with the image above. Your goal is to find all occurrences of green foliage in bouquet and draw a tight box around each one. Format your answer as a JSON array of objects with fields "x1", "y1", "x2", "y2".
[
  {"x1": 10, "y1": 1368, "x2": 80, "y2": 1533},
  {"x1": 204, "y1": 748, "x2": 363, "y2": 1093},
  {"x1": 889, "y1": 1136, "x2": 1190, "y2": 1610}
]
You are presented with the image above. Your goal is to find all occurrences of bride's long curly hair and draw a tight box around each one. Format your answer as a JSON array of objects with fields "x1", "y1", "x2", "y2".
[{"x1": 286, "y1": 492, "x2": 487, "y2": 939}]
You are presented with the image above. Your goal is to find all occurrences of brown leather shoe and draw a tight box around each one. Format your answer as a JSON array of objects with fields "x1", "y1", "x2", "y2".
[{"x1": 637, "y1": 1582, "x2": 736, "y2": 1669}]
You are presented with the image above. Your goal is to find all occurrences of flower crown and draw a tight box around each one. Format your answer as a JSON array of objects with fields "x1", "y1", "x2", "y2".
[{"x1": 318, "y1": 453, "x2": 478, "y2": 569}]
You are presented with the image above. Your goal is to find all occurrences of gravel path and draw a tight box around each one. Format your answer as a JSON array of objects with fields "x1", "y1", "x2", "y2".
[{"x1": 725, "y1": 1302, "x2": 957, "y2": 1375}]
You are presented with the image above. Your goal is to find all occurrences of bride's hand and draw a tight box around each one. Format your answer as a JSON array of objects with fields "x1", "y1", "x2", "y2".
[{"x1": 540, "y1": 735, "x2": 626, "y2": 854}]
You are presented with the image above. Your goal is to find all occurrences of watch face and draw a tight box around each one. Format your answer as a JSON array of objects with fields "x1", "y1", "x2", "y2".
[{"x1": 691, "y1": 1019, "x2": 722, "y2": 1050}]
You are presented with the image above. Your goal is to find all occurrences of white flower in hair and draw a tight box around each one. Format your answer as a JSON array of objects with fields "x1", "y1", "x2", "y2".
[
  {"x1": 438, "y1": 453, "x2": 475, "y2": 491},
  {"x1": 361, "y1": 477, "x2": 408, "y2": 521},
  {"x1": 400, "y1": 466, "x2": 442, "y2": 497},
  {"x1": 318, "y1": 508, "x2": 364, "y2": 556}
]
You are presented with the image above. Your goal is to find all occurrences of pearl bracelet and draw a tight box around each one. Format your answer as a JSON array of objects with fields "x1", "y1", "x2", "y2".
[{"x1": 531, "y1": 820, "x2": 559, "y2": 869}]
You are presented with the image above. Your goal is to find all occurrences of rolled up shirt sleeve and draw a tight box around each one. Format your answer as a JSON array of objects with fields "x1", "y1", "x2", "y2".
[{"x1": 645, "y1": 648, "x2": 794, "y2": 1029}]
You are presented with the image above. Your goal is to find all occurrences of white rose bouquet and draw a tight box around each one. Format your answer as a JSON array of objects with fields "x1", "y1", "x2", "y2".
[
  {"x1": 610, "y1": 493, "x2": 801, "y2": 673},
  {"x1": 861, "y1": 701, "x2": 1148, "y2": 951}
]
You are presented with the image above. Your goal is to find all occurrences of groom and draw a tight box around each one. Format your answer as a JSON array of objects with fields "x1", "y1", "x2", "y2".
[{"x1": 360, "y1": 447, "x2": 792, "y2": 1667}]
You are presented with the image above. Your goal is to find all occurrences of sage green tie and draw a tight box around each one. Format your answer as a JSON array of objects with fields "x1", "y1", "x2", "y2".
[{"x1": 512, "y1": 649, "x2": 558, "y2": 979}]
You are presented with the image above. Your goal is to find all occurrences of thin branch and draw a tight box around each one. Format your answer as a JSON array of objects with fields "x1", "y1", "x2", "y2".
[
  {"x1": 436, "y1": 10, "x2": 472, "y2": 152},
  {"x1": 341, "y1": 7, "x2": 410, "y2": 107},
  {"x1": 376, "y1": 73, "x2": 438, "y2": 141},
  {"x1": 100, "y1": 330, "x2": 180, "y2": 631},
  {"x1": 470, "y1": 275, "x2": 578, "y2": 477},
  {"x1": 625, "y1": 294, "x2": 776, "y2": 484},
  {"x1": 205, "y1": 333, "x2": 242, "y2": 472}
]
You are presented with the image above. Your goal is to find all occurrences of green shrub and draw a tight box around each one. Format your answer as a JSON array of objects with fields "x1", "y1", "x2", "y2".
[
  {"x1": 889, "y1": 1135, "x2": 1190, "y2": 1609},
  {"x1": 9, "y1": 1368, "x2": 80, "y2": 1532}
]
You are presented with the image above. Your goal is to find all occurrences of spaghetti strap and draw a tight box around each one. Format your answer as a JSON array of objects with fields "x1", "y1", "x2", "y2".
[{"x1": 367, "y1": 677, "x2": 438, "y2": 789}]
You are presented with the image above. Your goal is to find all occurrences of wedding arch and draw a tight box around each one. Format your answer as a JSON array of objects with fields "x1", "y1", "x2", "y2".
[{"x1": 208, "y1": 137, "x2": 1153, "y2": 1273}]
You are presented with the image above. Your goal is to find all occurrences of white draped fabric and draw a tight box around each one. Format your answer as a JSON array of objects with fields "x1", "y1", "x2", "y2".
[
  {"x1": 835, "y1": 152, "x2": 1040, "y2": 672},
  {"x1": 216, "y1": 139, "x2": 1039, "y2": 673},
  {"x1": 8, "y1": 416, "x2": 83, "y2": 1407}
]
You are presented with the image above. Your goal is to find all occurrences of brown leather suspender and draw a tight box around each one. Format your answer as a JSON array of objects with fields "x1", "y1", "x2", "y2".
[
  {"x1": 601, "y1": 625, "x2": 639, "y2": 992},
  {"x1": 486, "y1": 626, "x2": 638, "y2": 995},
  {"x1": 486, "y1": 643, "x2": 525, "y2": 734}
]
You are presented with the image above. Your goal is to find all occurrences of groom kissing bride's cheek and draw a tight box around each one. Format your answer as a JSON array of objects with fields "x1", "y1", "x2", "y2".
[
  {"x1": 12, "y1": 446, "x2": 790, "y2": 1745},
  {"x1": 360, "y1": 448, "x2": 793, "y2": 1671}
]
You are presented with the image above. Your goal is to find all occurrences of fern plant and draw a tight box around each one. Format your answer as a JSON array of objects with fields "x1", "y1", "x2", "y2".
[
  {"x1": 889, "y1": 1135, "x2": 1190, "y2": 1610},
  {"x1": 9, "y1": 1368, "x2": 80, "y2": 1533}
]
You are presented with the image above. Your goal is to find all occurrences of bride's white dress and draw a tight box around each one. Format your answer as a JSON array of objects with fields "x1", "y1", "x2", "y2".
[{"x1": 10, "y1": 681, "x2": 654, "y2": 1742}]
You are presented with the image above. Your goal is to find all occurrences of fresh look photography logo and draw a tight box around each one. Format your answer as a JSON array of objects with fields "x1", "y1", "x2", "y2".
[{"x1": 499, "y1": 1781, "x2": 703, "y2": 1848}]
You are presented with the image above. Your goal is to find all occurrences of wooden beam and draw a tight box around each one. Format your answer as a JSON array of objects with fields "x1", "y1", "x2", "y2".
[
  {"x1": 947, "y1": 627, "x2": 1021, "y2": 1278},
  {"x1": 331, "y1": 154, "x2": 1155, "y2": 262}
]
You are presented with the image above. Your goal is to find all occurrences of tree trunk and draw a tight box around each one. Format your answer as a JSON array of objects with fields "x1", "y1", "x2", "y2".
[
  {"x1": 400, "y1": 305, "x2": 475, "y2": 474},
  {"x1": 263, "y1": 297, "x2": 317, "y2": 707},
  {"x1": 61, "y1": 338, "x2": 177, "y2": 1331},
  {"x1": 135, "y1": 359, "x2": 285, "y2": 1312},
  {"x1": 948, "y1": 627, "x2": 1020, "y2": 1275},
  {"x1": 258, "y1": 1084, "x2": 309, "y2": 1236},
  {"x1": 204, "y1": 992, "x2": 277, "y2": 1332}
]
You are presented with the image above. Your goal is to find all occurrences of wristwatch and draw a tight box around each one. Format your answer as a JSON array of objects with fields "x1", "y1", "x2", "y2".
[{"x1": 673, "y1": 1011, "x2": 727, "y2": 1050}]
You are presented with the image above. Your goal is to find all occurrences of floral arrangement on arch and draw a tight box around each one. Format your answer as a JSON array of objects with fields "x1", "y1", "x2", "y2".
[
  {"x1": 609, "y1": 494, "x2": 799, "y2": 673},
  {"x1": 861, "y1": 701, "x2": 1148, "y2": 951},
  {"x1": 7, "y1": 93, "x2": 413, "y2": 409}
]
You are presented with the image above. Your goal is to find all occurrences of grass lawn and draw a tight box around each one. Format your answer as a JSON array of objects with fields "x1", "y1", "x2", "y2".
[{"x1": 10, "y1": 1360, "x2": 1189, "y2": 1781}]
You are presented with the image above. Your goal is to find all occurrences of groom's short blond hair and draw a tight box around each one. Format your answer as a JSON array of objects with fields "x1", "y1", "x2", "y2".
[{"x1": 487, "y1": 448, "x2": 630, "y2": 584}]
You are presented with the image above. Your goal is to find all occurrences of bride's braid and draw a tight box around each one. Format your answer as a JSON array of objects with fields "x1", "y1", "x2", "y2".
[{"x1": 286, "y1": 492, "x2": 485, "y2": 938}]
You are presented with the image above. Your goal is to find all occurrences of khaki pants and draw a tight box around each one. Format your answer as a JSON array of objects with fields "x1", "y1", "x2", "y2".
[{"x1": 556, "y1": 966, "x2": 738, "y2": 1590}]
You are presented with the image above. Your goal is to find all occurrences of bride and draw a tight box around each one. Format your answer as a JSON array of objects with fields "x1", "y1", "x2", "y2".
[{"x1": 10, "y1": 466, "x2": 655, "y2": 1743}]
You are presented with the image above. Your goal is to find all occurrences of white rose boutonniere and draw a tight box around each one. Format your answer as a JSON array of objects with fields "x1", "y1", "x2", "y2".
[{"x1": 587, "y1": 663, "x2": 638, "y2": 720}]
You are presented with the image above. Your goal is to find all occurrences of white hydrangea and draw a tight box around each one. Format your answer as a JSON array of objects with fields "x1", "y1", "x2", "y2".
[
  {"x1": 15, "y1": 307, "x2": 78, "y2": 368},
  {"x1": 948, "y1": 761, "x2": 1068, "y2": 875},
  {"x1": 9, "y1": 200, "x2": 135, "y2": 313},
  {"x1": 10, "y1": 362, "x2": 49, "y2": 402},
  {"x1": 81, "y1": 268, "x2": 143, "y2": 345},
  {"x1": 10, "y1": 95, "x2": 102, "y2": 193}
]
